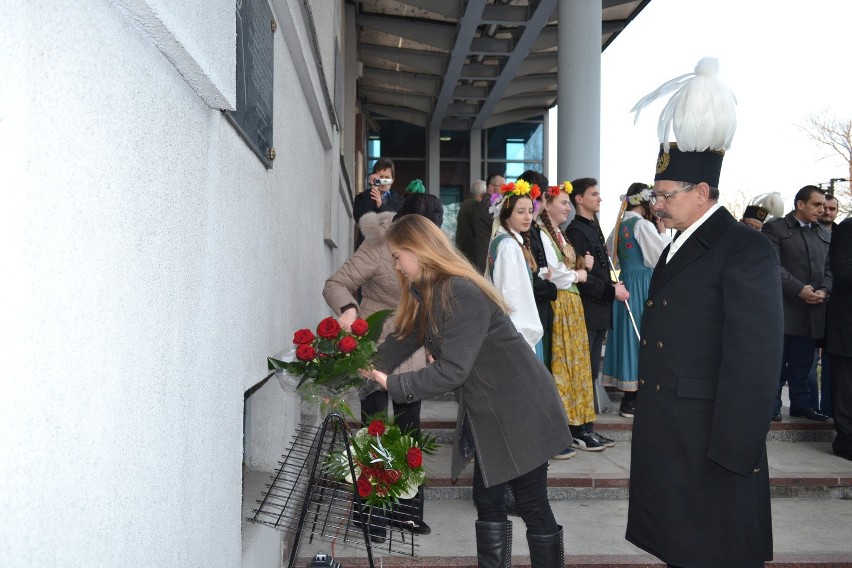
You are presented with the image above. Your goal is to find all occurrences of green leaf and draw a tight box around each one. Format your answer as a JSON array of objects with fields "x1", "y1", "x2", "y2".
[{"x1": 364, "y1": 309, "x2": 392, "y2": 342}]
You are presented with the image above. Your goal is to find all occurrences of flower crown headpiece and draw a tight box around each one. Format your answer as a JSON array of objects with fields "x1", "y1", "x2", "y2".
[
  {"x1": 546, "y1": 181, "x2": 573, "y2": 198},
  {"x1": 624, "y1": 187, "x2": 654, "y2": 206},
  {"x1": 488, "y1": 179, "x2": 542, "y2": 219}
]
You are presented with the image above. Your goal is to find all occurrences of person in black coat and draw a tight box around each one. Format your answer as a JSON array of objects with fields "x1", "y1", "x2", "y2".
[
  {"x1": 827, "y1": 216, "x2": 852, "y2": 460},
  {"x1": 353, "y1": 157, "x2": 404, "y2": 248},
  {"x1": 626, "y1": 57, "x2": 783, "y2": 568}
]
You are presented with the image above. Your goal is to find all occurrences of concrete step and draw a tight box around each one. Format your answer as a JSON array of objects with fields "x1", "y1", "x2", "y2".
[
  {"x1": 289, "y1": 498, "x2": 852, "y2": 567},
  {"x1": 417, "y1": 400, "x2": 837, "y2": 443}
]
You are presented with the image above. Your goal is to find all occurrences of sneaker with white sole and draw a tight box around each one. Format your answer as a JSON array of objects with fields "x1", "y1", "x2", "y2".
[
  {"x1": 552, "y1": 447, "x2": 577, "y2": 460},
  {"x1": 570, "y1": 432, "x2": 606, "y2": 452}
]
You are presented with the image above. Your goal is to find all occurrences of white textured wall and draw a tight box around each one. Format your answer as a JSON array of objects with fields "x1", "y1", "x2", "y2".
[{"x1": 0, "y1": 0, "x2": 351, "y2": 566}]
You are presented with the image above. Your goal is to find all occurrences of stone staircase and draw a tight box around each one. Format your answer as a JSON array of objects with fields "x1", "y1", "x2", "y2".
[{"x1": 284, "y1": 399, "x2": 852, "y2": 568}]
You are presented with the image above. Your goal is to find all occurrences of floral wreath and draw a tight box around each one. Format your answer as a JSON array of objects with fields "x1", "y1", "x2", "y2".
[
  {"x1": 488, "y1": 179, "x2": 542, "y2": 218},
  {"x1": 546, "y1": 180, "x2": 573, "y2": 198},
  {"x1": 624, "y1": 187, "x2": 654, "y2": 206},
  {"x1": 325, "y1": 413, "x2": 439, "y2": 508}
]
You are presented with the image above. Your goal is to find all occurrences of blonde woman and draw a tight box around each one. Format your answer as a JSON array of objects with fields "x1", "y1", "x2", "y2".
[{"x1": 361, "y1": 215, "x2": 571, "y2": 566}]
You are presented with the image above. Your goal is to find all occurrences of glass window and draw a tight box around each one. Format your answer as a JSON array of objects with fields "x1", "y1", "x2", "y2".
[{"x1": 483, "y1": 118, "x2": 544, "y2": 181}]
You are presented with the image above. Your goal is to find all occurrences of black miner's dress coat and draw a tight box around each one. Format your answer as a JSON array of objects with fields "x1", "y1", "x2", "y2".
[{"x1": 626, "y1": 208, "x2": 783, "y2": 568}]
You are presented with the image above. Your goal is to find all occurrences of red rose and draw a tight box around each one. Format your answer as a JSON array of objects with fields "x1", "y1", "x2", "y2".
[
  {"x1": 295, "y1": 344, "x2": 316, "y2": 362},
  {"x1": 357, "y1": 474, "x2": 372, "y2": 498},
  {"x1": 406, "y1": 447, "x2": 423, "y2": 468},
  {"x1": 367, "y1": 420, "x2": 386, "y2": 437},
  {"x1": 292, "y1": 328, "x2": 315, "y2": 345},
  {"x1": 338, "y1": 335, "x2": 358, "y2": 354},
  {"x1": 350, "y1": 318, "x2": 369, "y2": 337},
  {"x1": 317, "y1": 317, "x2": 342, "y2": 339}
]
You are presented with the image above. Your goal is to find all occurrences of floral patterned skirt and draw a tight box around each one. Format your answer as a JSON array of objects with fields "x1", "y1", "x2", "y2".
[{"x1": 550, "y1": 289, "x2": 595, "y2": 426}]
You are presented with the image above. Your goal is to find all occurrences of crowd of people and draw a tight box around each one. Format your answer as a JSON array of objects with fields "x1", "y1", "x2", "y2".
[{"x1": 319, "y1": 57, "x2": 850, "y2": 568}]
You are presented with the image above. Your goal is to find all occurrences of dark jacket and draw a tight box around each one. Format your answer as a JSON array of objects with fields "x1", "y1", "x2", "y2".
[
  {"x1": 375, "y1": 276, "x2": 572, "y2": 488},
  {"x1": 353, "y1": 190, "x2": 404, "y2": 248},
  {"x1": 565, "y1": 215, "x2": 614, "y2": 330},
  {"x1": 455, "y1": 197, "x2": 492, "y2": 273},
  {"x1": 827, "y1": 218, "x2": 852, "y2": 357},
  {"x1": 528, "y1": 224, "x2": 558, "y2": 334},
  {"x1": 626, "y1": 207, "x2": 783, "y2": 567},
  {"x1": 762, "y1": 212, "x2": 832, "y2": 338}
]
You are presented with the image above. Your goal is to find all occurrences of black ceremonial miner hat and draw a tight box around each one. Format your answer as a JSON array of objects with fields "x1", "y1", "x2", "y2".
[{"x1": 633, "y1": 57, "x2": 737, "y2": 189}]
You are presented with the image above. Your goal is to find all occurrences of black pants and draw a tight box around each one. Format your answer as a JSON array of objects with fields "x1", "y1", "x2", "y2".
[
  {"x1": 472, "y1": 459, "x2": 557, "y2": 535},
  {"x1": 360, "y1": 390, "x2": 422, "y2": 437},
  {"x1": 829, "y1": 353, "x2": 852, "y2": 460}
]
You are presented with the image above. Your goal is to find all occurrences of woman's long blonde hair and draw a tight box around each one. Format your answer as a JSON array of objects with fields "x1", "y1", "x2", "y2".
[{"x1": 385, "y1": 215, "x2": 509, "y2": 339}]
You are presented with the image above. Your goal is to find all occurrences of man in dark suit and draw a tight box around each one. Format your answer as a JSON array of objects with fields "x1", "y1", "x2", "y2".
[
  {"x1": 827, "y1": 213, "x2": 852, "y2": 459},
  {"x1": 455, "y1": 179, "x2": 492, "y2": 273},
  {"x1": 762, "y1": 186, "x2": 832, "y2": 422},
  {"x1": 626, "y1": 57, "x2": 783, "y2": 568}
]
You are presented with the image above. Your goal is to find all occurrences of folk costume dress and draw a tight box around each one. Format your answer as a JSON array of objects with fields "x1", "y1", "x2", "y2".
[
  {"x1": 487, "y1": 226, "x2": 544, "y2": 354},
  {"x1": 601, "y1": 212, "x2": 671, "y2": 391},
  {"x1": 537, "y1": 221, "x2": 595, "y2": 426}
]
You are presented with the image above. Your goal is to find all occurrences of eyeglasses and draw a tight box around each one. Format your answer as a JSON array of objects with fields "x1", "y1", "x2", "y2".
[{"x1": 649, "y1": 184, "x2": 695, "y2": 205}]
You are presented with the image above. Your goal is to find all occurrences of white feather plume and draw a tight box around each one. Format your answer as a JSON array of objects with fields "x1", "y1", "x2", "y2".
[
  {"x1": 751, "y1": 192, "x2": 786, "y2": 218},
  {"x1": 631, "y1": 57, "x2": 737, "y2": 152}
]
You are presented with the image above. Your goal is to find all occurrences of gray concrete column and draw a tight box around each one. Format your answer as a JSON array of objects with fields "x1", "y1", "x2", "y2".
[
  {"x1": 428, "y1": 127, "x2": 440, "y2": 196},
  {"x1": 557, "y1": 0, "x2": 601, "y2": 183},
  {"x1": 470, "y1": 128, "x2": 482, "y2": 190}
]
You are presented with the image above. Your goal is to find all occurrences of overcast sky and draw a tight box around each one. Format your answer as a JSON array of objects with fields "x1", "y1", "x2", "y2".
[{"x1": 550, "y1": 0, "x2": 852, "y2": 232}]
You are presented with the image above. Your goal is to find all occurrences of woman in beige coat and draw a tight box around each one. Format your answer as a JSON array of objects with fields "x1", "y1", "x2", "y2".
[{"x1": 322, "y1": 192, "x2": 443, "y2": 539}]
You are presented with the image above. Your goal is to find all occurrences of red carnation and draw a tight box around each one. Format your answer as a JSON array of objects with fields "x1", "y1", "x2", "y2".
[
  {"x1": 350, "y1": 318, "x2": 369, "y2": 337},
  {"x1": 293, "y1": 328, "x2": 315, "y2": 345},
  {"x1": 406, "y1": 447, "x2": 423, "y2": 468},
  {"x1": 500, "y1": 182, "x2": 514, "y2": 194},
  {"x1": 317, "y1": 317, "x2": 342, "y2": 339},
  {"x1": 381, "y1": 469, "x2": 402, "y2": 484},
  {"x1": 295, "y1": 344, "x2": 317, "y2": 362},
  {"x1": 338, "y1": 335, "x2": 358, "y2": 354},
  {"x1": 357, "y1": 474, "x2": 373, "y2": 498},
  {"x1": 367, "y1": 420, "x2": 386, "y2": 437}
]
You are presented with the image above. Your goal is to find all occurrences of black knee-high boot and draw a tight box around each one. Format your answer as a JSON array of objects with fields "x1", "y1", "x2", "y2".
[
  {"x1": 475, "y1": 520, "x2": 512, "y2": 567},
  {"x1": 527, "y1": 525, "x2": 563, "y2": 568}
]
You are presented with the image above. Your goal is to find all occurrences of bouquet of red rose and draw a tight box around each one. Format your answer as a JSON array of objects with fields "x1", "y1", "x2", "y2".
[
  {"x1": 268, "y1": 310, "x2": 391, "y2": 415},
  {"x1": 324, "y1": 413, "x2": 439, "y2": 509}
]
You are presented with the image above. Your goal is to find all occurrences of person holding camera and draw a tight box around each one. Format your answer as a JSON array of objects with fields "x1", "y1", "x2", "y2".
[{"x1": 353, "y1": 158, "x2": 404, "y2": 249}]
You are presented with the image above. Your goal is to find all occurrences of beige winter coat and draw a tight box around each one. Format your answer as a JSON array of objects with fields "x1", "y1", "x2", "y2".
[{"x1": 323, "y1": 212, "x2": 428, "y2": 375}]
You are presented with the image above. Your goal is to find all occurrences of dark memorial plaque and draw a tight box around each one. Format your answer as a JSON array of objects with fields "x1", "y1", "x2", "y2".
[{"x1": 227, "y1": 0, "x2": 275, "y2": 168}]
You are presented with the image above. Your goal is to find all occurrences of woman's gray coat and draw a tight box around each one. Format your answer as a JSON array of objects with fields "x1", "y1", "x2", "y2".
[{"x1": 375, "y1": 276, "x2": 572, "y2": 488}]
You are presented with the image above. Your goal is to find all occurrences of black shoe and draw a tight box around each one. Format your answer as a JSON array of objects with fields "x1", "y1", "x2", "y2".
[
  {"x1": 771, "y1": 413, "x2": 782, "y2": 422},
  {"x1": 407, "y1": 520, "x2": 431, "y2": 535},
  {"x1": 589, "y1": 431, "x2": 616, "y2": 448},
  {"x1": 619, "y1": 398, "x2": 635, "y2": 418},
  {"x1": 571, "y1": 432, "x2": 605, "y2": 452},
  {"x1": 790, "y1": 409, "x2": 831, "y2": 422}
]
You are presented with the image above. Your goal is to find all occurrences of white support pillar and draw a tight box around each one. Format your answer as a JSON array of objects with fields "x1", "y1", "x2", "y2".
[{"x1": 557, "y1": 0, "x2": 601, "y2": 183}]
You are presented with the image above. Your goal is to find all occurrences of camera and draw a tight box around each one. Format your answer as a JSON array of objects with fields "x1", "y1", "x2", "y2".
[{"x1": 371, "y1": 178, "x2": 393, "y2": 186}]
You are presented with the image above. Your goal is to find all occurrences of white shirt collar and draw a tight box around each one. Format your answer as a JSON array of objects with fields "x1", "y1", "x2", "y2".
[{"x1": 666, "y1": 203, "x2": 721, "y2": 263}]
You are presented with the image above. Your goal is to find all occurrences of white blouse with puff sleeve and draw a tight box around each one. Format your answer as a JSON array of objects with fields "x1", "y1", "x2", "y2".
[{"x1": 489, "y1": 226, "x2": 543, "y2": 352}]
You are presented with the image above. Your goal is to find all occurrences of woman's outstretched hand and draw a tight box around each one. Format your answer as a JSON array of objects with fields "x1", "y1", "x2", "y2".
[{"x1": 359, "y1": 368, "x2": 388, "y2": 391}]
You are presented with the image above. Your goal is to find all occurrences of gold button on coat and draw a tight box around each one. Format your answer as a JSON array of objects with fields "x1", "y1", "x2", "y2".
[
  {"x1": 646, "y1": 299, "x2": 654, "y2": 307},
  {"x1": 662, "y1": 300, "x2": 668, "y2": 307},
  {"x1": 656, "y1": 341, "x2": 664, "y2": 350},
  {"x1": 641, "y1": 338, "x2": 647, "y2": 346},
  {"x1": 655, "y1": 384, "x2": 661, "y2": 392},
  {"x1": 639, "y1": 379, "x2": 645, "y2": 386}
]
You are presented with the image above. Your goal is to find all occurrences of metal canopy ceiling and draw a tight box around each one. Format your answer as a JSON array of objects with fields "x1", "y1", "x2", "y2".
[{"x1": 355, "y1": 0, "x2": 651, "y2": 131}]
